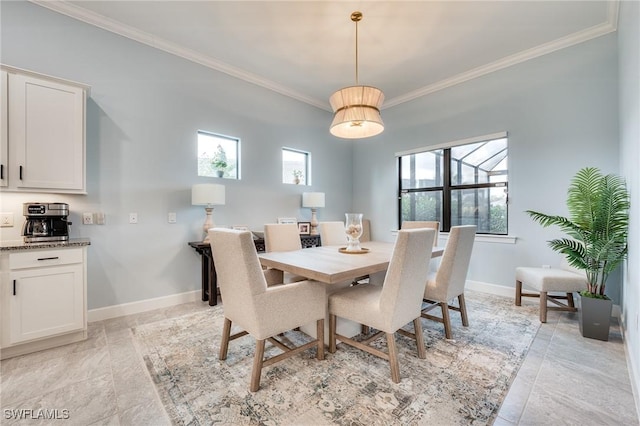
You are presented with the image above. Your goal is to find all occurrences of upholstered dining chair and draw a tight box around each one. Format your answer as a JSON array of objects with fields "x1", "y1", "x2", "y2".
[
  {"x1": 328, "y1": 228, "x2": 435, "y2": 383},
  {"x1": 319, "y1": 221, "x2": 346, "y2": 246},
  {"x1": 264, "y1": 223, "x2": 306, "y2": 283},
  {"x1": 515, "y1": 258, "x2": 587, "y2": 323},
  {"x1": 209, "y1": 228, "x2": 326, "y2": 392},
  {"x1": 401, "y1": 221, "x2": 440, "y2": 247},
  {"x1": 420, "y1": 225, "x2": 476, "y2": 340}
]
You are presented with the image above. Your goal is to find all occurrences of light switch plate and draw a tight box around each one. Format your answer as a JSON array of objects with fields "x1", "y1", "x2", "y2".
[
  {"x1": 168, "y1": 212, "x2": 177, "y2": 223},
  {"x1": 129, "y1": 213, "x2": 138, "y2": 224},
  {"x1": 0, "y1": 213, "x2": 14, "y2": 227}
]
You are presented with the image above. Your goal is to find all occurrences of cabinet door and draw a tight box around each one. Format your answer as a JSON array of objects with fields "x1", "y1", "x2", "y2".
[
  {"x1": 8, "y1": 73, "x2": 85, "y2": 191},
  {"x1": 8, "y1": 264, "x2": 84, "y2": 345},
  {"x1": 0, "y1": 70, "x2": 7, "y2": 187}
]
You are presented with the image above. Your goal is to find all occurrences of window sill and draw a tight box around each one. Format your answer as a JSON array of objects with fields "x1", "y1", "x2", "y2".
[{"x1": 390, "y1": 230, "x2": 516, "y2": 244}]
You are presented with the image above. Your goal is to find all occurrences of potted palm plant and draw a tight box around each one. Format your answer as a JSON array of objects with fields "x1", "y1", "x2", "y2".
[
  {"x1": 526, "y1": 167, "x2": 629, "y2": 341},
  {"x1": 212, "y1": 144, "x2": 228, "y2": 178}
]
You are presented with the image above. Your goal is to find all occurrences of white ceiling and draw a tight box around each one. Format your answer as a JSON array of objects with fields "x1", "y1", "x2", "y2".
[{"x1": 33, "y1": 1, "x2": 618, "y2": 111}]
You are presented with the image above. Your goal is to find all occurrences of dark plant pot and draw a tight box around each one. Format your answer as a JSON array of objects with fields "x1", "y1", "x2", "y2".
[
  {"x1": 578, "y1": 294, "x2": 613, "y2": 341},
  {"x1": 216, "y1": 170, "x2": 224, "y2": 178}
]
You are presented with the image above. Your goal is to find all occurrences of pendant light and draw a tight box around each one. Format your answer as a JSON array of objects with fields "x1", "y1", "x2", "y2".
[{"x1": 330, "y1": 11, "x2": 384, "y2": 139}]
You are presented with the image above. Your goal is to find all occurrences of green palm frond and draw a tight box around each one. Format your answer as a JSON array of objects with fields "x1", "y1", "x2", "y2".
[{"x1": 526, "y1": 167, "x2": 629, "y2": 296}]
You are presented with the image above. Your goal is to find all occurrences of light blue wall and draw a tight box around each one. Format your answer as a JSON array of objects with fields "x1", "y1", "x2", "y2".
[
  {"x1": 353, "y1": 34, "x2": 621, "y2": 300},
  {"x1": 0, "y1": 1, "x2": 350, "y2": 309},
  {"x1": 618, "y1": 0, "x2": 640, "y2": 410}
]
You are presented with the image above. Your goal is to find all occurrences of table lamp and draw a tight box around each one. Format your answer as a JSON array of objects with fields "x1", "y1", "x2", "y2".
[
  {"x1": 192, "y1": 183, "x2": 225, "y2": 243},
  {"x1": 302, "y1": 192, "x2": 325, "y2": 235}
]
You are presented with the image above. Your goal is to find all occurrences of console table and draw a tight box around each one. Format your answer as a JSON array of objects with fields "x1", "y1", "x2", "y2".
[{"x1": 188, "y1": 234, "x2": 321, "y2": 306}]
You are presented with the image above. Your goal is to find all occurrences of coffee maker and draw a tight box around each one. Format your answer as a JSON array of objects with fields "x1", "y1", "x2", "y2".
[{"x1": 22, "y1": 203, "x2": 71, "y2": 243}]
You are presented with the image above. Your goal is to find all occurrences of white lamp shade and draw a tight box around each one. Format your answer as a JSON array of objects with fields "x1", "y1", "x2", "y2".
[
  {"x1": 192, "y1": 184, "x2": 225, "y2": 206},
  {"x1": 329, "y1": 86, "x2": 384, "y2": 139},
  {"x1": 302, "y1": 192, "x2": 325, "y2": 208}
]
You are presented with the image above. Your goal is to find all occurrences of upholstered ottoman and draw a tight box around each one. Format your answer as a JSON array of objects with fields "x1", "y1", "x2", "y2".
[{"x1": 515, "y1": 266, "x2": 587, "y2": 323}]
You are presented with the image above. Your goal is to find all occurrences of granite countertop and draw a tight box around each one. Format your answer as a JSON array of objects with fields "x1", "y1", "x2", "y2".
[{"x1": 0, "y1": 238, "x2": 91, "y2": 252}]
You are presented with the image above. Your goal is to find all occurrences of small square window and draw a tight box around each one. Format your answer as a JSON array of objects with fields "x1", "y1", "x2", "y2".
[
  {"x1": 197, "y1": 131, "x2": 239, "y2": 179},
  {"x1": 282, "y1": 148, "x2": 309, "y2": 185}
]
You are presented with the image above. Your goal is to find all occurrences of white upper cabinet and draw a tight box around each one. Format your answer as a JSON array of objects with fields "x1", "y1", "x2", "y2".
[
  {"x1": 1, "y1": 65, "x2": 88, "y2": 193},
  {"x1": 0, "y1": 70, "x2": 7, "y2": 188}
]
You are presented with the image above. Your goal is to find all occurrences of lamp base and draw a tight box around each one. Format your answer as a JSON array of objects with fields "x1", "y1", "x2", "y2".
[
  {"x1": 202, "y1": 207, "x2": 215, "y2": 243},
  {"x1": 310, "y1": 208, "x2": 319, "y2": 235}
]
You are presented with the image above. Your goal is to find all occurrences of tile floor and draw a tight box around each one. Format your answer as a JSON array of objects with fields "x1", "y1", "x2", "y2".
[{"x1": 1, "y1": 295, "x2": 638, "y2": 425}]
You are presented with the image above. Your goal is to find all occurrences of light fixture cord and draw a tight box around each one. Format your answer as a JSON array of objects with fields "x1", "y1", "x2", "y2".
[{"x1": 354, "y1": 17, "x2": 359, "y2": 85}]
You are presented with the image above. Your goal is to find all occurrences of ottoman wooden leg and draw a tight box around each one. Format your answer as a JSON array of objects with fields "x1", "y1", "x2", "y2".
[
  {"x1": 515, "y1": 280, "x2": 523, "y2": 306},
  {"x1": 540, "y1": 291, "x2": 548, "y2": 323},
  {"x1": 567, "y1": 292, "x2": 575, "y2": 308}
]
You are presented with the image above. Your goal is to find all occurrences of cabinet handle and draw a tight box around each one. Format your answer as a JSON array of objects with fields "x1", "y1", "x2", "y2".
[
  {"x1": 37, "y1": 256, "x2": 59, "y2": 261},
  {"x1": 1, "y1": 164, "x2": 3, "y2": 179},
  {"x1": 19, "y1": 165, "x2": 23, "y2": 180},
  {"x1": 13, "y1": 280, "x2": 16, "y2": 296}
]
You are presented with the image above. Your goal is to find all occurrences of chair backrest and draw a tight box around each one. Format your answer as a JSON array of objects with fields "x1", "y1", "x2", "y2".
[
  {"x1": 209, "y1": 228, "x2": 267, "y2": 330},
  {"x1": 401, "y1": 221, "x2": 440, "y2": 247},
  {"x1": 433, "y1": 225, "x2": 476, "y2": 301},
  {"x1": 361, "y1": 219, "x2": 371, "y2": 242},
  {"x1": 264, "y1": 223, "x2": 302, "y2": 252},
  {"x1": 379, "y1": 229, "x2": 435, "y2": 331},
  {"x1": 319, "y1": 221, "x2": 346, "y2": 246}
]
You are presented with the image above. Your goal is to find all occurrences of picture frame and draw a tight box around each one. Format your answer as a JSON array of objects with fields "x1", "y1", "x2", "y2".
[
  {"x1": 298, "y1": 222, "x2": 311, "y2": 235},
  {"x1": 277, "y1": 217, "x2": 297, "y2": 224}
]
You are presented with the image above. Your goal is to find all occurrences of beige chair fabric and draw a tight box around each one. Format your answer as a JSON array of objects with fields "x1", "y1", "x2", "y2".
[
  {"x1": 515, "y1": 258, "x2": 587, "y2": 323},
  {"x1": 209, "y1": 228, "x2": 326, "y2": 392},
  {"x1": 421, "y1": 225, "x2": 476, "y2": 339},
  {"x1": 319, "y1": 221, "x2": 346, "y2": 246},
  {"x1": 401, "y1": 221, "x2": 440, "y2": 247},
  {"x1": 328, "y1": 229, "x2": 435, "y2": 383},
  {"x1": 264, "y1": 223, "x2": 305, "y2": 283}
]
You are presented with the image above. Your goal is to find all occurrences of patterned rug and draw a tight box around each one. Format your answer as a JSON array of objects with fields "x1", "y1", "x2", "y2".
[{"x1": 133, "y1": 290, "x2": 539, "y2": 425}]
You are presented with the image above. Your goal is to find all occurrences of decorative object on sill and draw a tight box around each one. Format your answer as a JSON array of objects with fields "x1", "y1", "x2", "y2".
[
  {"x1": 133, "y1": 290, "x2": 540, "y2": 425},
  {"x1": 292, "y1": 169, "x2": 303, "y2": 185},
  {"x1": 329, "y1": 11, "x2": 384, "y2": 139},
  {"x1": 526, "y1": 167, "x2": 629, "y2": 341},
  {"x1": 344, "y1": 213, "x2": 364, "y2": 252},
  {"x1": 212, "y1": 144, "x2": 228, "y2": 178},
  {"x1": 192, "y1": 183, "x2": 225, "y2": 243},
  {"x1": 302, "y1": 192, "x2": 325, "y2": 235}
]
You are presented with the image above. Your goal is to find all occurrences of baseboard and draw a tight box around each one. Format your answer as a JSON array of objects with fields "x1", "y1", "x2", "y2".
[
  {"x1": 88, "y1": 290, "x2": 201, "y2": 322},
  {"x1": 619, "y1": 315, "x2": 640, "y2": 419}
]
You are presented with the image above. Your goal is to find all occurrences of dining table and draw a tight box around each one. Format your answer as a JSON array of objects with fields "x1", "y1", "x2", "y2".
[
  {"x1": 258, "y1": 241, "x2": 444, "y2": 285},
  {"x1": 258, "y1": 241, "x2": 445, "y2": 342}
]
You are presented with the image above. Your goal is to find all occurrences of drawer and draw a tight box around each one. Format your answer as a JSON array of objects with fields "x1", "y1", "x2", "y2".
[{"x1": 9, "y1": 248, "x2": 83, "y2": 270}]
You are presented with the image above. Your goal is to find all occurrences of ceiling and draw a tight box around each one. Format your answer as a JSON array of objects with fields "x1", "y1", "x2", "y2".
[{"x1": 32, "y1": 1, "x2": 618, "y2": 111}]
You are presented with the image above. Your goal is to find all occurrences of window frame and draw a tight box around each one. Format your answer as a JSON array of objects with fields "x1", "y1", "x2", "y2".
[
  {"x1": 282, "y1": 147, "x2": 311, "y2": 185},
  {"x1": 197, "y1": 130, "x2": 241, "y2": 180},
  {"x1": 397, "y1": 132, "x2": 508, "y2": 235}
]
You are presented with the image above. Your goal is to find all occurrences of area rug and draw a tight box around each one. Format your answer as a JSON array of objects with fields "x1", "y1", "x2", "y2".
[{"x1": 133, "y1": 290, "x2": 539, "y2": 425}]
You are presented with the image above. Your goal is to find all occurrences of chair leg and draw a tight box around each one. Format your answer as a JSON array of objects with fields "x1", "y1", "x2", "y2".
[
  {"x1": 316, "y1": 319, "x2": 325, "y2": 360},
  {"x1": 458, "y1": 294, "x2": 469, "y2": 327},
  {"x1": 361, "y1": 325, "x2": 370, "y2": 335},
  {"x1": 219, "y1": 318, "x2": 232, "y2": 360},
  {"x1": 329, "y1": 314, "x2": 337, "y2": 353},
  {"x1": 440, "y1": 302, "x2": 453, "y2": 339},
  {"x1": 250, "y1": 339, "x2": 266, "y2": 392},
  {"x1": 540, "y1": 291, "x2": 548, "y2": 323},
  {"x1": 386, "y1": 333, "x2": 401, "y2": 383},
  {"x1": 515, "y1": 280, "x2": 522, "y2": 306},
  {"x1": 413, "y1": 318, "x2": 426, "y2": 359}
]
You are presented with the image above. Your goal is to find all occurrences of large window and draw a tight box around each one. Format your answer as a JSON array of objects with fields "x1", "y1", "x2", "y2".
[
  {"x1": 398, "y1": 133, "x2": 508, "y2": 234},
  {"x1": 282, "y1": 148, "x2": 310, "y2": 185},
  {"x1": 197, "y1": 131, "x2": 240, "y2": 179}
]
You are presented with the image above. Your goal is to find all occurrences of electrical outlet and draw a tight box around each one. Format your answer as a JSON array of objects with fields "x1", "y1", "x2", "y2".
[
  {"x1": 82, "y1": 212, "x2": 94, "y2": 225},
  {"x1": 0, "y1": 213, "x2": 14, "y2": 227},
  {"x1": 129, "y1": 213, "x2": 138, "y2": 224},
  {"x1": 542, "y1": 264, "x2": 551, "y2": 269},
  {"x1": 168, "y1": 212, "x2": 177, "y2": 223}
]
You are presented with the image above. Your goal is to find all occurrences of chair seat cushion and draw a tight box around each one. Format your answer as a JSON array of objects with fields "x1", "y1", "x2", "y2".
[
  {"x1": 329, "y1": 284, "x2": 388, "y2": 332},
  {"x1": 515, "y1": 267, "x2": 587, "y2": 292}
]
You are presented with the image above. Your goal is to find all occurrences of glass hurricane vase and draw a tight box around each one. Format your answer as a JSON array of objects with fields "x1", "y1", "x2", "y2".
[{"x1": 344, "y1": 213, "x2": 364, "y2": 252}]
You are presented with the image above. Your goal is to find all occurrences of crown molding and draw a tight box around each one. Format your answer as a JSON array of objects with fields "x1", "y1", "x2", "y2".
[
  {"x1": 30, "y1": 0, "x2": 618, "y2": 113},
  {"x1": 384, "y1": 1, "x2": 619, "y2": 109},
  {"x1": 29, "y1": 0, "x2": 330, "y2": 111}
]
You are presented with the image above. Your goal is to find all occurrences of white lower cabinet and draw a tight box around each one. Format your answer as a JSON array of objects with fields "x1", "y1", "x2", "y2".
[{"x1": 1, "y1": 246, "x2": 87, "y2": 359}]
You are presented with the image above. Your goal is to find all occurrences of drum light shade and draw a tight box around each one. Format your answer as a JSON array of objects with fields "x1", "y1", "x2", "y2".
[{"x1": 192, "y1": 183, "x2": 225, "y2": 206}]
